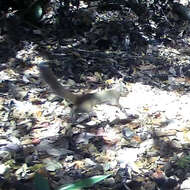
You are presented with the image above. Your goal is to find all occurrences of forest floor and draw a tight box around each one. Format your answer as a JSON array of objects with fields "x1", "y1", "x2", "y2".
[{"x1": 1, "y1": 1, "x2": 190, "y2": 190}]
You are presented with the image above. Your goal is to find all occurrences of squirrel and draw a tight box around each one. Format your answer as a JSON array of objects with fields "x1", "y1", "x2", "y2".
[{"x1": 39, "y1": 62, "x2": 127, "y2": 113}]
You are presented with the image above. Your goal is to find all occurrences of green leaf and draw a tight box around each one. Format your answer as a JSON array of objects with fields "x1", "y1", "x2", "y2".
[
  {"x1": 34, "y1": 173, "x2": 51, "y2": 190},
  {"x1": 57, "y1": 174, "x2": 111, "y2": 190},
  {"x1": 177, "y1": 155, "x2": 190, "y2": 168},
  {"x1": 33, "y1": 4, "x2": 43, "y2": 20}
]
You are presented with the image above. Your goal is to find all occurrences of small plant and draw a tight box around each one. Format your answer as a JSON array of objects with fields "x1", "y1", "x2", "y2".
[
  {"x1": 34, "y1": 173, "x2": 111, "y2": 190},
  {"x1": 177, "y1": 155, "x2": 190, "y2": 169}
]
